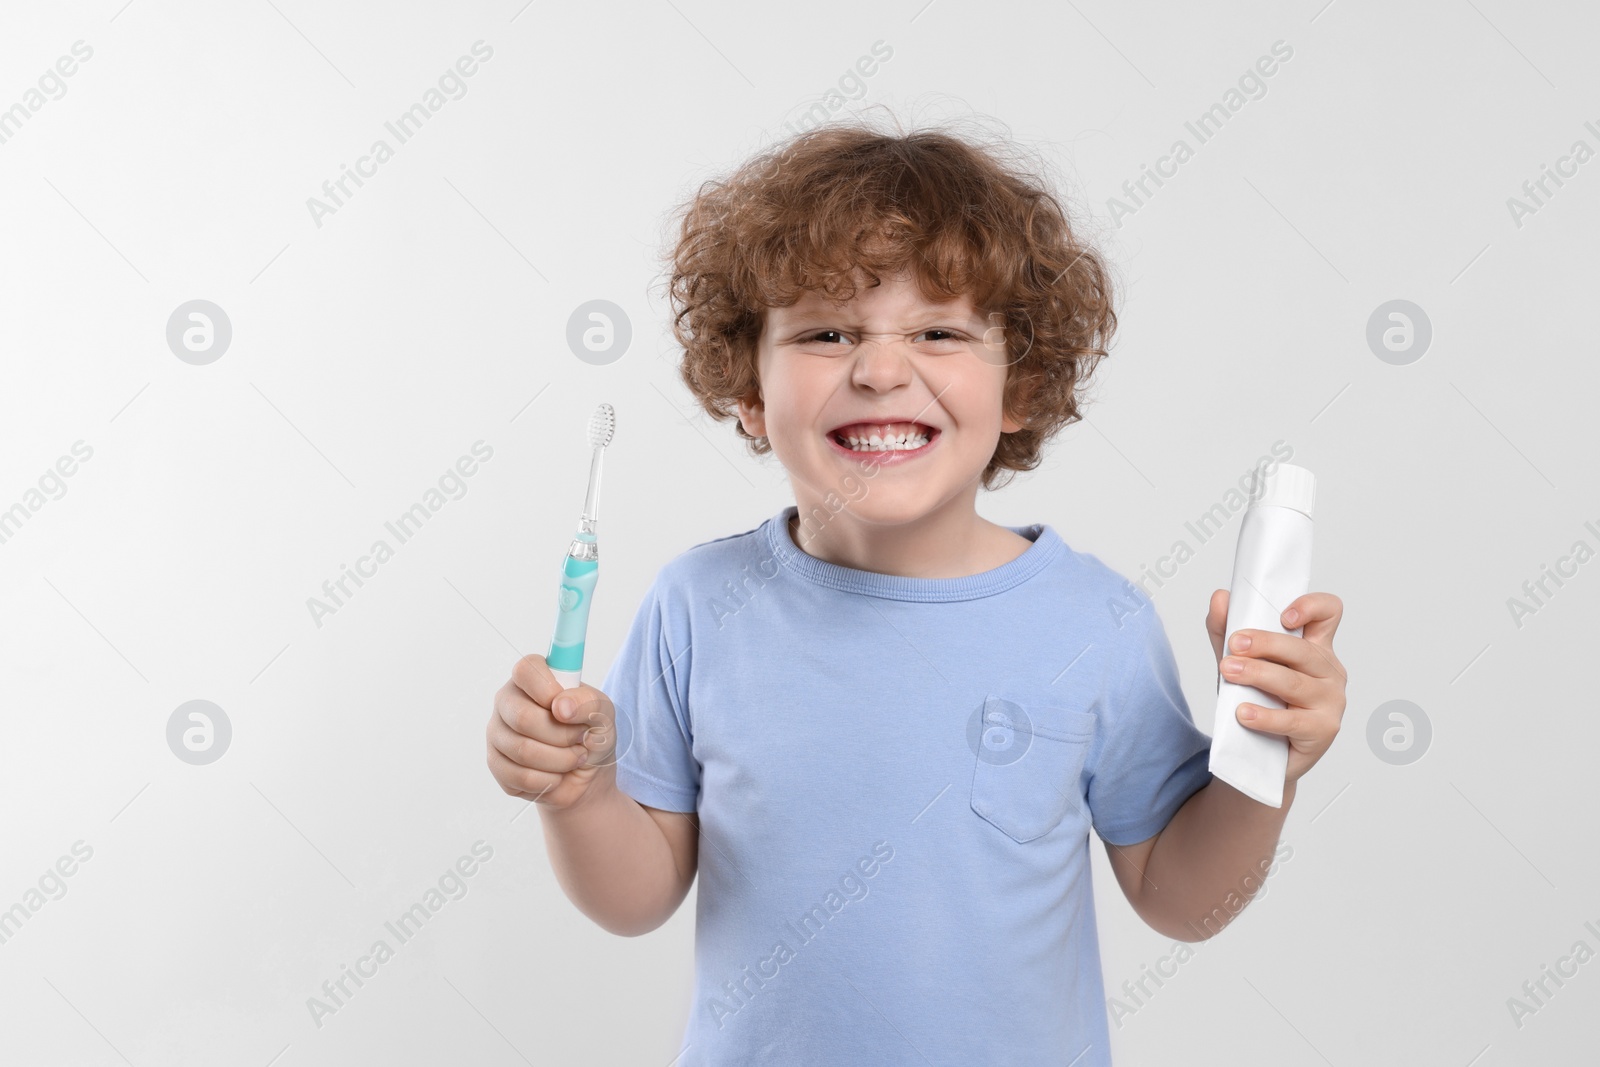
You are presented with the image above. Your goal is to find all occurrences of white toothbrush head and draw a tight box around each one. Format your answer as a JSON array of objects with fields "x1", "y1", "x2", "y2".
[{"x1": 588, "y1": 403, "x2": 616, "y2": 450}]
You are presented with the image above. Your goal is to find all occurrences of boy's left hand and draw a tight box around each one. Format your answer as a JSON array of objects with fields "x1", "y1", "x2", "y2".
[{"x1": 1206, "y1": 590, "x2": 1346, "y2": 787}]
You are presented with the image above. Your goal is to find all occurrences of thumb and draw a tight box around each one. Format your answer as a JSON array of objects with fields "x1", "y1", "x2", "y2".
[
  {"x1": 1206, "y1": 588, "x2": 1229, "y2": 665},
  {"x1": 551, "y1": 684, "x2": 613, "y2": 730}
]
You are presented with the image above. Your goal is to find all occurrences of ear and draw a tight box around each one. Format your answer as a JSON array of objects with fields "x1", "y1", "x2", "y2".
[
  {"x1": 736, "y1": 390, "x2": 766, "y2": 438},
  {"x1": 1000, "y1": 377, "x2": 1031, "y2": 434}
]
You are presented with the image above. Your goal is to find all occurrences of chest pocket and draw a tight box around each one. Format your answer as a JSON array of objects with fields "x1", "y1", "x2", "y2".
[{"x1": 969, "y1": 696, "x2": 1097, "y2": 843}]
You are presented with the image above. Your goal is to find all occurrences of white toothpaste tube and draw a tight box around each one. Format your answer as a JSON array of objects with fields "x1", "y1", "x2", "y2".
[{"x1": 1209, "y1": 463, "x2": 1316, "y2": 808}]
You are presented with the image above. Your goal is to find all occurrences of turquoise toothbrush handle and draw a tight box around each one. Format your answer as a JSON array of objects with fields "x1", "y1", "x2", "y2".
[{"x1": 547, "y1": 530, "x2": 597, "y2": 688}]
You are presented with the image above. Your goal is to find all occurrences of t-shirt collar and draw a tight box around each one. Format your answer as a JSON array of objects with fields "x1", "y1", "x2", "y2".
[{"x1": 763, "y1": 504, "x2": 1061, "y2": 602}]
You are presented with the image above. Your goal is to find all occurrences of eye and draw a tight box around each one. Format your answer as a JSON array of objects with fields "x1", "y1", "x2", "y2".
[
  {"x1": 795, "y1": 328, "x2": 969, "y2": 349},
  {"x1": 803, "y1": 330, "x2": 848, "y2": 345}
]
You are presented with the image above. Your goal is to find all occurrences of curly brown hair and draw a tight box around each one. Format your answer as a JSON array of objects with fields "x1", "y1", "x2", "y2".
[{"x1": 658, "y1": 108, "x2": 1118, "y2": 490}]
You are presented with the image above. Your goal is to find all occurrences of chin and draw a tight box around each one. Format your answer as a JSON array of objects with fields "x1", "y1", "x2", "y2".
[{"x1": 821, "y1": 488, "x2": 956, "y2": 527}]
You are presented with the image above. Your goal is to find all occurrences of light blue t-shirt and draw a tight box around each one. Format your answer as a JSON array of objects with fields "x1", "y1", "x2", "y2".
[{"x1": 602, "y1": 505, "x2": 1213, "y2": 1066}]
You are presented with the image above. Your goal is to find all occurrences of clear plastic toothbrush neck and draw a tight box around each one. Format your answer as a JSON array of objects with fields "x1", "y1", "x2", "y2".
[{"x1": 582, "y1": 445, "x2": 604, "y2": 524}]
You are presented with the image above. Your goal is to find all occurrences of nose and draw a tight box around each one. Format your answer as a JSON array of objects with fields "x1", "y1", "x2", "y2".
[{"x1": 849, "y1": 334, "x2": 915, "y2": 393}]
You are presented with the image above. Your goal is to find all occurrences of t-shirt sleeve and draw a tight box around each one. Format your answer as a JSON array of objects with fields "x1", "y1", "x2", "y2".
[
  {"x1": 1086, "y1": 593, "x2": 1214, "y2": 846},
  {"x1": 601, "y1": 573, "x2": 700, "y2": 813}
]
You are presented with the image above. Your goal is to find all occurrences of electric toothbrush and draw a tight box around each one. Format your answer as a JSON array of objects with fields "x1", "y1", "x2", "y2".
[{"x1": 547, "y1": 403, "x2": 615, "y2": 689}]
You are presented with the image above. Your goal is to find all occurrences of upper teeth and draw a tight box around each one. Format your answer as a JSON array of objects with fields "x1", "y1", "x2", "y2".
[{"x1": 837, "y1": 428, "x2": 930, "y2": 452}]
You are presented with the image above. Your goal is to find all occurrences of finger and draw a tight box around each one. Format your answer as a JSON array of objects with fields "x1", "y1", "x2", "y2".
[
  {"x1": 1206, "y1": 589, "x2": 1229, "y2": 663},
  {"x1": 488, "y1": 713, "x2": 588, "y2": 773},
  {"x1": 494, "y1": 680, "x2": 587, "y2": 747},
  {"x1": 486, "y1": 742, "x2": 566, "y2": 800},
  {"x1": 1224, "y1": 628, "x2": 1342, "y2": 682},
  {"x1": 1276, "y1": 591, "x2": 1347, "y2": 684},
  {"x1": 1233, "y1": 701, "x2": 1306, "y2": 739},
  {"x1": 1218, "y1": 653, "x2": 1323, "y2": 709},
  {"x1": 1281, "y1": 592, "x2": 1343, "y2": 647},
  {"x1": 1235, "y1": 703, "x2": 1299, "y2": 739}
]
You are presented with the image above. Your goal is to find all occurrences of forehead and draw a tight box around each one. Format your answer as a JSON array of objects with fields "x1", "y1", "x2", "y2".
[{"x1": 771, "y1": 280, "x2": 979, "y2": 320}]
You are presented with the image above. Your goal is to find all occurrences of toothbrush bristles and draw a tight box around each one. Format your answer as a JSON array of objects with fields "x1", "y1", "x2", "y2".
[{"x1": 588, "y1": 403, "x2": 616, "y2": 450}]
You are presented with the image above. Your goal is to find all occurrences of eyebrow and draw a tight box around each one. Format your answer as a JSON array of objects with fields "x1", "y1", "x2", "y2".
[{"x1": 771, "y1": 305, "x2": 986, "y2": 330}]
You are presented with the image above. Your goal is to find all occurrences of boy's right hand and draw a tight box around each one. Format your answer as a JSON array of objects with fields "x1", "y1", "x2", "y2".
[{"x1": 487, "y1": 653, "x2": 617, "y2": 811}]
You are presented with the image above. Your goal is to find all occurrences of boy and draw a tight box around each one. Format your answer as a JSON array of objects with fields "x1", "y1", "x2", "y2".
[{"x1": 486, "y1": 116, "x2": 1347, "y2": 1065}]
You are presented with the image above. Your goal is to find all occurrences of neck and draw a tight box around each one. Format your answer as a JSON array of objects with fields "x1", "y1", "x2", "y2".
[{"x1": 786, "y1": 489, "x2": 1027, "y2": 579}]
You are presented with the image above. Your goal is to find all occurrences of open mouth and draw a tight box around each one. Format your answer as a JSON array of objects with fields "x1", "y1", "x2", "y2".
[{"x1": 827, "y1": 421, "x2": 940, "y2": 454}]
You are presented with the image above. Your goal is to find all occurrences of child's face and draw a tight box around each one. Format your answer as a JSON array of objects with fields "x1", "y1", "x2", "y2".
[{"x1": 738, "y1": 270, "x2": 1022, "y2": 528}]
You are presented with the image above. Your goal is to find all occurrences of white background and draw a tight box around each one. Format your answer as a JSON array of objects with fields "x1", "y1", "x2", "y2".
[{"x1": 1, "y1": 0, "x2": 1595, "y2": 1063}]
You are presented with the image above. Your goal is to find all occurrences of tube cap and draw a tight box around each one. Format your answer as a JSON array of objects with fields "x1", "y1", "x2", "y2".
[{"x1": 1253, "y1": 463, "x2": 1316, "y2": 519}]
